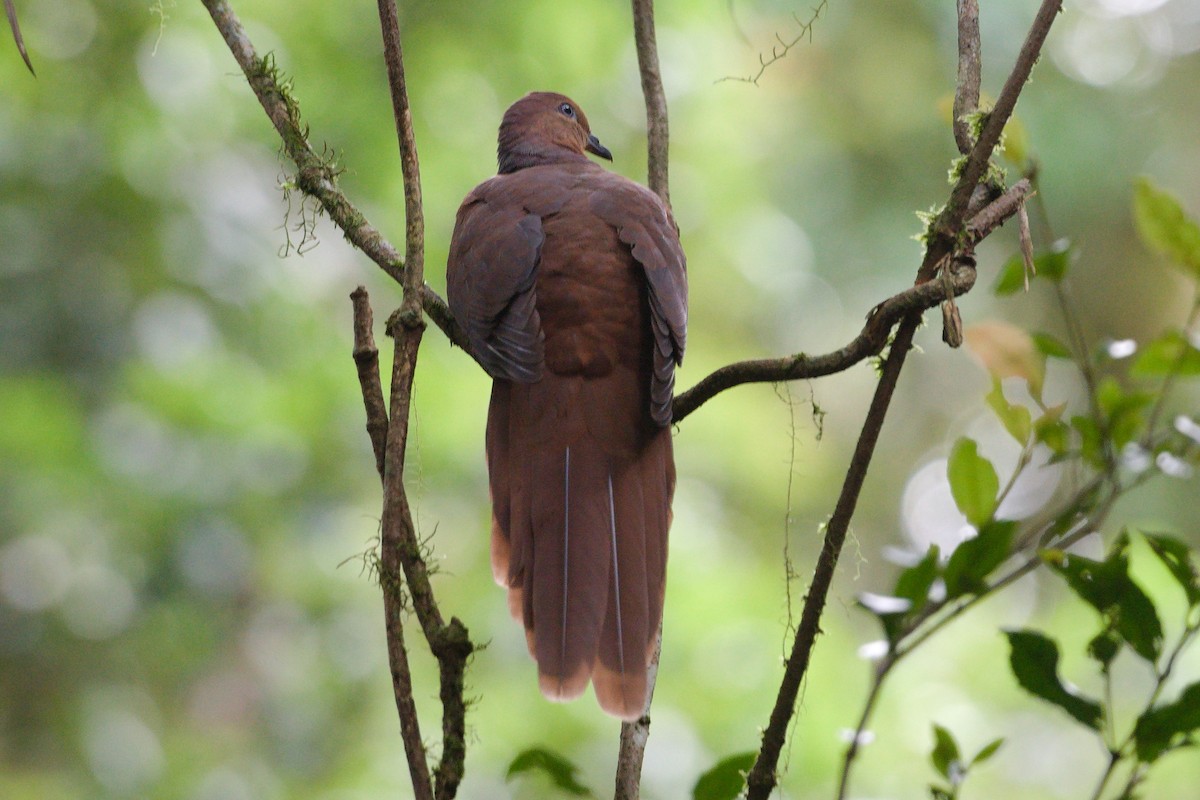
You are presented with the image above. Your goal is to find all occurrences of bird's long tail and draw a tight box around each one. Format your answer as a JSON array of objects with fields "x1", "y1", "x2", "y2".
[{"x1": 487, "y1": 380, "x2": 674, "y2": 720}]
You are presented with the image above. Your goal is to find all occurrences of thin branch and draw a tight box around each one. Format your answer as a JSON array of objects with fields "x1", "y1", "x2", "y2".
[
  {"x1": 617, "y1": 2, "x2": 672, "y2": 795},
  {"x1": 200, "y1": 0, "x2": 405, "y2": 286},
  {"x1": 953, "y1": 0, "x2": 981, "y2": 155},
  {"x1": 631, "y1": 0, "x2": 670, "y2": 206},
  {"x1": 718, "y1": 0, "x2": 827, "y2": 86},
  {"x1": 835, "y1": 655, "x2": 897, "y2": 800},
  {"x1": 5, "y1": 0, "x2": 33, "y2": 75},
  {"x1": 930, "y1": 0, "x2": 1062, "y2": 269},
  {"x1": 745, "y1": 0, "x2": 1060, "y2": 788},
  {"x1": 350, "y1": 288, "x2": 432, "y2": 799},
  {"x1": 379, "y1": 315, "x2": 436, "y2": 800},
  {"x1": 377, "y1": 0, "x2": 424, "y2": 302},
  {"x1": 351, "y1": 287, "x2": 388, "y2": 478},
  {"x1": 672, "y1": 179, "x2": 1031, "y2": 424},
  {"x1": 746, "y1": 307, "x2": 921, "y2": 800},
  {"x1": 374, "y1": 2, "x2": 472, "y2": 795},
  {"x1": 199, "y1": 0, "x2": 476, "y2": 357}
]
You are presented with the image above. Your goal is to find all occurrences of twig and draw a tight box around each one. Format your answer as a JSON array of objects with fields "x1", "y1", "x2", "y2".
[
  {"x1": 672, "y1": 179, "x2": 1031, "y2": 424},
  {"x1": 747, "y1": 308, "x2": 921, "y2": 800},
  {"x1": 952, "y1": 0, "x2": 981, "y2": 155},
  {"x1": 377, "y1": 0, "x2": 424, "y2": 301},
  {"x1": 351, "y1": 287, "x2": 388, "y2": 478},
  {"x1": 348, "y1": 290, "x2": 433, "y2": 800},
  {"x1": 718, "y1": 0, "x2": 827, "y2": 86},
  {"x1": 198, "y1": 0, "x2": 476, "y2": 357},
  {"x1": 835, "y1": 655, "x2": 897, "y2": 800},
  {"x1": 379, "y1": 314, "x2": 437, "y2": 800},
  {"x1": 616, "y1": 2, "x2": 672, "y2": 796},
  {"x1": 931, "y1": 0, "x2": 1062, "y2": 264},
  {"x1": 4, "y1": 0, "x2": 33, "y2": 75},
  {"x1": 631, "y1": 0, "x2": 670, "y2": 206}
]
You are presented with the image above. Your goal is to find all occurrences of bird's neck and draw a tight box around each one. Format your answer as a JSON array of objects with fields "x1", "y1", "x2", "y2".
[{"x1": 497, "y1": 141, "x2": 590, "y2": 174}]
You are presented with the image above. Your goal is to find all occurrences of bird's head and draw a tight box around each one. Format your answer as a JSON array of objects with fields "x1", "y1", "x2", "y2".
[{"x1": 497, "y1": 91, "x2": 612, "y2": 174}]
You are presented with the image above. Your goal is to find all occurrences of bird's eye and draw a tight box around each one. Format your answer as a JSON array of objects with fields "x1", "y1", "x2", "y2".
[{"x1": 559, "y1": 102, "x2": 576, "y2": 119}]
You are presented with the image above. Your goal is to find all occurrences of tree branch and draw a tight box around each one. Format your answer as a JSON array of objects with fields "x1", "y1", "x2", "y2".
[
  {"x1": 930, "y1": 0, "x2": 1061, "y2": 274},
  {"x1": 744, "y1": 0, "x2": 1059, "y2": 789},
  {"x1": 199, "y1": 0, "x2": 476, "y2": 356},
  {"x1": 374, "y1": 2, "x2": 472, "y2": 796},
  {"x1": 377, "y1": 0, "x2": 424, "y2": 303},
  {"x1": 746, "y1": 309, "x2": 920, "y2": 800},
  {"x1": 952, "y1": 0, "x2": 981, "y2": 155},
  {"x1": 672, "y1": 179, "x2": 1030, "y2": 424},
  {"x1": 351, "y1": 287, "x2": 388, "y2": 479},
  {"x1": 631, "y1": 0, "x2": 670, "y2": 206},
  {"x1": 4, "y1": 0, "x2": 33, "y2": 75},
  {"x1": 616, "y1": 2, "x2": 672, "y2": 796}
]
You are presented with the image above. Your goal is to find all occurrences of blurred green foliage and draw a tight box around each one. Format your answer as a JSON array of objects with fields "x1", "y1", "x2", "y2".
[{"x1": 2, "y1": 1, "x2": 1199, "y2": 798}]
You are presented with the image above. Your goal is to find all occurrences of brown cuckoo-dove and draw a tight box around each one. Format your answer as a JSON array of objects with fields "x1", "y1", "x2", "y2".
[{"x1": 446, "y1": 91, "x2": 687, "y2": 720}]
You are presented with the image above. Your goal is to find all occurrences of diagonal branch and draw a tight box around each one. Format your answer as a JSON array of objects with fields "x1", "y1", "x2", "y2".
[
  {"x1": 5, "y1": 0, "x2": 33, "y2": 75},
  {"x1": 199, "y1": 0, "x2": 474, "y2": 357},
  {"x1": 745, "y1": 0, "x2": 1059, "y2": 794}
]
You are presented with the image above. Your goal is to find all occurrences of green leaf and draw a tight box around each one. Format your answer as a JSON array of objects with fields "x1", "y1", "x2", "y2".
[
  {"x1": 970, "y1": 737, "x2": 1004, "y2": 767},
  {"x1": 1133, "y1": 177, "x2": 1200, "y2": 277},
  {"x1": 1042, "y1": 537, "x2": 1164, "y2": 662},
  {"x1": 1005, "y1": 630, "x2": 1104, "y2": 729},
  {"x1": 1133, "y1": 681, "x2": 1200, "y2": 762},
  {"x1": 692, "y1": 752, "x2": 757, "y2": 800},
  {"x1": 931, "y1": 724, "x2": 962, "y2": 782},
  {"x1": 994, "y1": 241, "x2": 1072, "y2": 295},
  {"x1": 1034, "y1": 404, "x2": 1070, "y2": 456},
  {"x1": 1032, "y1": 332, "x2": 1073, "y2": 359},
  {"x1": 947, "y1": 438, "x2": 999, "y2": 528},
  {"x1": 894, "y1": 545, "x2": 941, "y2": 607},
  {"x1": 943, "y1": 520, "x2": 1016, "y2": 599},
  {"x1": 1087, "y1": 629, "x2": 1121, "y2": 671},
  {"x1": 1142, "y1": 532, "x2": 1200, "y2": 607},
  {"x1": 1001, "y1": 115, "x2": 1030, "y2": 167},
  {"x1": 506, "y1": 748, "x2": 594, "y2": 797},
  {"x1": 870, "y1": 546, "x2": 941, "y2": 644},
  {"x1": 1130, "y1": 332, "x2": 1200, "y2": 378},
  {"x1": 1095, "y1": 377, "x2": 1153, "y2": 450},
  {"x1": 1070, "y1": 415, "x2": 1106, "y2": 469},
  {"x1": 986, "y1": 379, "x2": 1032, "y2": 445}
]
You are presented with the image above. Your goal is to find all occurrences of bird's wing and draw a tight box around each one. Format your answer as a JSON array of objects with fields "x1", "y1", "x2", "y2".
[
  {"x1": 588, "y1": 176, "x2": 688, "y2": 425},
  {"x1": 447, "y1": 177, "x2": 556, "y2": 383}
]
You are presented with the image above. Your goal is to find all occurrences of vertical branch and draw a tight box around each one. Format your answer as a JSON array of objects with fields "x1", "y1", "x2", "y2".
[
  {"x1": 632, "y1": 0, "x2": 671, "y2": 206},
  {"x1": 952, "y1": 0, "x2": 981, "y2": 155},
  {"x1": 351, "y1": 287, "x2": 388, "y2": 478},
  {"x1": 374, "y1": 4, "x2": 473, "y2": 799},
  {"x1": 745, "y1": 317, "x2": 919, "y2": 800},
  {"x1": 351, "y1": 288, "x2": 432, "y2": 799},
  {"x1": 377, "y1": 0, "x2": 425, "y2": 304},
  {"x1": 617, "y1": 3, "x2": 672, "y2": 799}
]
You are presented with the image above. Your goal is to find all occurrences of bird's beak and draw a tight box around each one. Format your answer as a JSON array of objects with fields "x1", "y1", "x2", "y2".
[{"x1": 586, "y1": 133, "x2": 613, "y2": 161}]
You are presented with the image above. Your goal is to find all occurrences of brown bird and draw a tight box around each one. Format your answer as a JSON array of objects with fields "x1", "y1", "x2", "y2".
[{"x1": 446, "y1": 92, "x2": 687, "y2": 720}]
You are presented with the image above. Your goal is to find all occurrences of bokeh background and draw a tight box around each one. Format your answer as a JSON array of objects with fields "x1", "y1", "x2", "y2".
[{"x1": 3, "y1": 0, "x2": 1199, "y2": 797}]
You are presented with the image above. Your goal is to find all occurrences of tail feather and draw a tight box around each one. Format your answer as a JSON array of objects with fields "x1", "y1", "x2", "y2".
[{"x1": 487, "y1": 380, "x2": 673, "y2": 717}]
